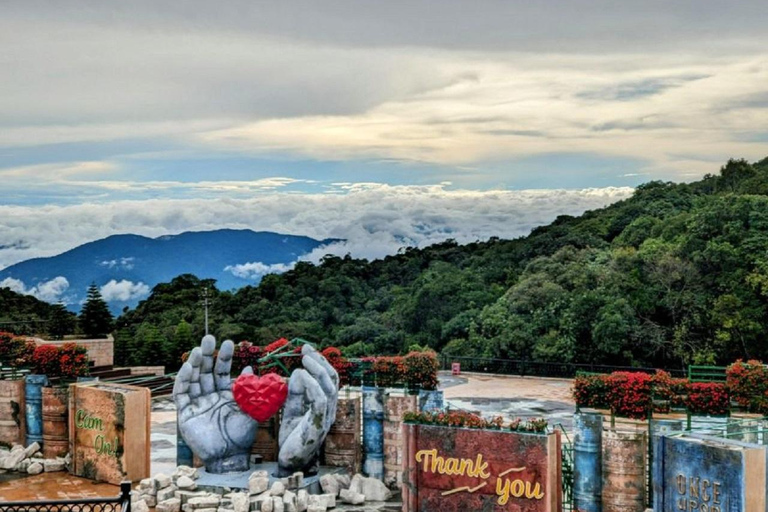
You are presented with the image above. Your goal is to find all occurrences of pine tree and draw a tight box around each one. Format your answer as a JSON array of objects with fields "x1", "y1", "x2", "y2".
[
  {"x1": 79, "y1": 284, "x2": 114, "y2": 339},
  {"x1": 48, "y1": 303, "x2": 75, "y2": 340}
]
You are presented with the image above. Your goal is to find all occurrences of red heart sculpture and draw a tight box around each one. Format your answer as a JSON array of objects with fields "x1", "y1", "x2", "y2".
[{"x1": 232, "y1": 373, "x2": 288, "y2": 422}]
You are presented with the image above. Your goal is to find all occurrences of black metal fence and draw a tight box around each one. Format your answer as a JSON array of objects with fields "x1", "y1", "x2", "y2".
[
  {"x1": 440, "y1": 355, "x2": 686, "y2": 378},
  {"x1": 0, "y1": 482, "x2": 131, "y2": 512}
]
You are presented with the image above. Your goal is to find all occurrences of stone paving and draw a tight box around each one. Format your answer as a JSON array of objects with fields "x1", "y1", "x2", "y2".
[{"x1": 0, "y1": 373, "x2": 576, "y2": 504}]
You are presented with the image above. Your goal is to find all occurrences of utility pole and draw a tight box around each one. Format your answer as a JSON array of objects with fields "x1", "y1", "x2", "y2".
[{"x1": 202, "y1": 287, "x2": 210, "y2": 335}]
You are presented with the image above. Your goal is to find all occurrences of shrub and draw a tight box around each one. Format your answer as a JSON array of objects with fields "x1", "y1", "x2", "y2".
[
  {"x1": 651, "y1": 370, "x2": 688, "y2": 412},
  {"x1": 403, "y1": 350, "x2": 439, "y2": 391},
  {"x1": 605, "y1": 372, "x2": 653, "y2": 420},
  {"x1": 322, "y1": 347, "x2": 352, "y2": 386},
  {"x1": 31, "y1": 345, "x2": 61, "y2": 376},
  {"x1": 404, "y1": 410, "x2": 547, "y2": 433},
  {"x1": 687, "y1": 382, "x2": 729, "y2": 416},
  {"x1": 58, "y1": 343, "x2": 89, "y2": 379},
  {"x1": 31, "y1": 343, "x2": 90, "y2": 379},
  {"x1": 573, "y1": 374, "x2": 609, "y2": 408},
  {"x1": 372, "y1": 356, "x2": 405, "y2": 387},
  {"x1": 232, "y1": 341, "x2": 263, "y2": 375},
  {"x1": 726, "y1": 360, "x2": 768, "y2": 412},
  {"x1": 0, "y1": 332, "x2": 36, "y2": 368}
]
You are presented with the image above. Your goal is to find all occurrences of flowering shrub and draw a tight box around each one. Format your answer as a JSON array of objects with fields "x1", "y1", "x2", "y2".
[
  {"x1": 32, "y1": 345, "x2": 61, "y2": 376},
  {"x1": 58, "y1": 343, "x2": 89, "y2": 379},
  {"x1": 0, "y1": 332, "x2": 36, "y2": 368},
  {"x1": 373, "y1": 356, "x2": 405, "y2": 387},
  {"x1": 573, "y1": 374, "x2": 609, "y2": 408},
  {"x1": 182, "y1": 338, "x2": 438, "y2": 389},
  {"x1": 322, "y1": 347, "x2": 352, "y2": 386},
  {"x1": 575, "y1": 369, "x2": 737, "y2": 418},
  {"x1": 30, "y1": 343, "x2": 89, "y2": 379},
  {"x1": 605, "y1": 372, "x2": 653, "y2": 419},
  {"x1": 687, "y1": 383, "x2": 729, "y2": 416},
  {"x1": 232, "y1": 341, "x2": 263, "y2": 375},
  {"x1": 404, "y1": 411, "x2": 548, "y2": 433},
  {"x1": 651, "y1": 370, "x2": 688, "y2": 412},
  {"x1": 726, "y1": 360, "x2": 768, "y2": 413},
  {"x1": 403, "y1": 351, "x2": 439, "y2": 391}
]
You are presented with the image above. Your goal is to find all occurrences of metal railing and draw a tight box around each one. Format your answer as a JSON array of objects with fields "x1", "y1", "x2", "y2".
[
  {"x1": 440, "y1": 355, "x2": 686, "y2": 379},
  {"x1": 0, "y1": 482, "x2": 131, "y2": 512}
]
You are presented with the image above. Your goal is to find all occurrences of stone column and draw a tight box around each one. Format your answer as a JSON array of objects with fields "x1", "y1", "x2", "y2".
[
  {"x1": 25, "y1": 374, "x2": 48, "y2": 447},
  {"x1": 602, "y1": 429, "x2": 647, "y2": 512},
  {"x1": 362, "y1": 386, "x2": 385, "y2": 480},
  {"x1": 383, "y1": 394, "x2": 417, "y2": 488},
  {"x1": 323, "y1": 397, "x2": 361, "y2": 473},
  {"x1": 574, "y1": 411, "x2": 603, "y2": 512}
]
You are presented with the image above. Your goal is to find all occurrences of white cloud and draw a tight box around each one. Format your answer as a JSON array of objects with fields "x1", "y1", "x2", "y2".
[
  {"x1": 225, "y1": 261, "x2": 296, "y2": 280},
  {"x1": 100, "y1": 257, "x2": 135, "y2": 270},
  {"x1": 99, "y1": 279, "x2": 150, "y2": 302},
  {"x1": 0, "y1": 184, "x2": 634, "y2": 269},
  {"x1": 0, "y1": 276, "x2": 70, "y2": 303}
]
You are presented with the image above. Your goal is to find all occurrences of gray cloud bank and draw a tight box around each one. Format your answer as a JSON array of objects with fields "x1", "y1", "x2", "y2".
[
  {"x1": 0, "y1": 185, "x2": 633, "y2": 270},
  {"x1": 1, "y1": 1, "x2": 766, "y2": 182}
]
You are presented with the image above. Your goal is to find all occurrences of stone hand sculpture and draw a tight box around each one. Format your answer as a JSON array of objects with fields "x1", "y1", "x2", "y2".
[
  {"x1": 173, "y1": 335, "x2": 339, "y2": 475},
  {"x1": 277, "y1": 343, "x2": 338, "y2": 476},
  {"x1": 173, "y1": 335, "x2": 257, "y2": 473}
]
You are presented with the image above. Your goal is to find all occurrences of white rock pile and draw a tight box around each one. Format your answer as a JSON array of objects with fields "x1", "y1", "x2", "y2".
[
  {"x1": 0, "y1": 442, "x2": 68, "y2": 474},
  {"x1": 134, "y1": 468, "x2": 393, "y2": 512}
]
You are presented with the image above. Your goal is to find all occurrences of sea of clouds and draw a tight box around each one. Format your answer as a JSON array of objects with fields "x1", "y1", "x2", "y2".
[{"x1": 0, "y1": 183, "x2": 634, "y2": 272}]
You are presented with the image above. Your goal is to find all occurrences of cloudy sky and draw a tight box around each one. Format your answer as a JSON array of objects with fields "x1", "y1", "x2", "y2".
[{"x1": 1, "y1": 1, "x2": 767, "y2": 272}]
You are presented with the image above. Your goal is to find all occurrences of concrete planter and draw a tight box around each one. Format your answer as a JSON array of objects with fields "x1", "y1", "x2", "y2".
[{"x1": 402, "y1": 423, "x2": 561, "y2": 512}]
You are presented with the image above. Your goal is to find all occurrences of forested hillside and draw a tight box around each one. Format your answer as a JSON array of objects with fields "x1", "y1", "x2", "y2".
[
  {"x1": 0, "y1": 288, "x2": 75, "y2": 338},
  {"x1": 115, "y1": 157, "x2": 768, "y2": 372}
]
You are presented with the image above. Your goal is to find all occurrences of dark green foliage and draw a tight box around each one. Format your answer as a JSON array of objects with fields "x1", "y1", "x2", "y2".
[
  {"x1": 79, "y1": 284, "x2": 114, "y2": 338},
  {"x1": 48, "y1": 303, "x2": 76, "y2": 340},
  {"x1": 115, "y1": 157, "x2": 768, "y2": 371},
  {"x1": 0, "y1": 288, "x2": 75, "y2": 337}
]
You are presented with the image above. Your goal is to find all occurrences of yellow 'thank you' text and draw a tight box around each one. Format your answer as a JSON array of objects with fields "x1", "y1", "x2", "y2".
[{"x1": 414, "y1": 449, "x2": 545, "y2": 505}]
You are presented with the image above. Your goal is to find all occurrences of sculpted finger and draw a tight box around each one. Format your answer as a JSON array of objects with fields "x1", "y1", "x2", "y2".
[
  {"x1": 215, "y1": 339, "x2": 234, "y2": 391},
  {"x1": 240, "y1": 365, "x2": 254, "y2": 376},
  {"x1": 301, "y1": 350, "x2": 337, "y2": 429},
  {"x1": 280, "y1": 369, "x2": 309, "y2": 446},
  {"x1": 200, "y1": 335, "x2": 217, "y2": 395},
  {"x1": 303, "y1": 344, "x2": 339, "y2": 389},
  {"x1": 173, "y1": 362, "x2": 193, "y2": 416},
  {"x1": 302, "y1": 353, "x2": 336, "y2": 401},
  {"x1": 187, "y1": 347, "x2": 203, "y2": 399},
  {"x1": 278, "y1": 371, "x2": 326, "y2": 469}
]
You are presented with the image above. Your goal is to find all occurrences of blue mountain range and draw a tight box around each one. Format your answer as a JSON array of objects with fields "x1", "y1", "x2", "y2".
[{"x1": 0, "y1": 229, "x2": 337, "y2": 313}]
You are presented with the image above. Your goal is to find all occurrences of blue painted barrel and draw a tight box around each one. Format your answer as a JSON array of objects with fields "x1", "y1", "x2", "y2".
[
  {"x1": 573, "y1": 411, "x2": 603, "y2": 512},
  {"x1": 25, "y1": 374, "x2": 48, "y2": 447},
  {"x1": 177, "y1": 421, "x2": 193, "y2": 467},
  {"x1": 651, "y1": 419, "x2": 682, "y2": 510},
  {"x1": 417, "y1": 389, "x2": 444, "y2": 412},
  {"x1": 362, "y1": 385, "x2": 385, "y2": 480}
]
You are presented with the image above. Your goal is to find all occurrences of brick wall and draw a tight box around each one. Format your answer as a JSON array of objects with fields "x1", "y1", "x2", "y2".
[
  {"x1": 35, "y1": 336, "x2": 114, "y2": 367},
  {"x1": 383, "y1": 394, "x2": 417, "y2": 489}
]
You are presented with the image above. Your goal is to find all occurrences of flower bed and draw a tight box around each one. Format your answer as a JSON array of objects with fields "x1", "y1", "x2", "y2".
[
  {"x1": 404, "y1": 410, "x2": 548, "y2": 433},
  {"x1": 574, "y1": 369, "x2": 730, "y2": 419}
]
